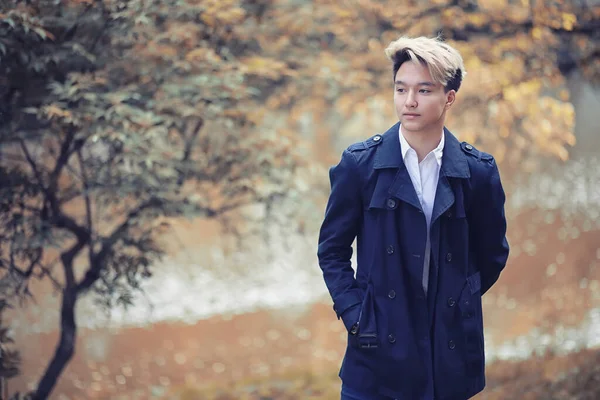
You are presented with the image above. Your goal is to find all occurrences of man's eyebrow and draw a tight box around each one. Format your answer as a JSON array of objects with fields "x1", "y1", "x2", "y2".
[{"x1": 394, "y1": 80, "x2": 436, "y2": 86}]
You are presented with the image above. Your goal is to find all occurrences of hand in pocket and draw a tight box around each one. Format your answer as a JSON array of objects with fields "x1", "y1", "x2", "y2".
[{"x1": 341, "y1": 303, "x2": 361, "y2": 333}]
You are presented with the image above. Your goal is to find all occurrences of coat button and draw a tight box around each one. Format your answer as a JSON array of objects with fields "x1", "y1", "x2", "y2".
[
  {"x1": 388, "y1": 290, "x2": 396, "y2": 299},
  {"x1": 448, "y1": 340, "x2": 456, "y2": 350},
  {"x1": 446, "y1": 253, "x2": 452, "y2": 262},
  {"x1": 373, "y1": 135, "x2": 381, "y2": 142},
  {"x1": 388, "y1": 334, "x2": 396, "y2": 344},
  {"x1": 465, "y1": 144, "x2": 473, "y2": 151},
  {"x1": 386, "y1": 245, "x2": 394, "y2": 255},
  {"x1": 447, "y1": 297, "x2": 455, "y2": 307},
  {"x1": 386, "y1": 198, "x2": 397, "y2": 209},
  {"x1": 446, "y1": 210, "x2": 453, "y2": 218}
]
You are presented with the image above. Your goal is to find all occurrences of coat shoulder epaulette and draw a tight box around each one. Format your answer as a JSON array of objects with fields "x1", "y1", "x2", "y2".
[
  {"x1": 460, "y1": 141, "x2": 493, "y2": 161},
  {"x1": 347, "y1": 134, "x2": 384, "y2": 152}
]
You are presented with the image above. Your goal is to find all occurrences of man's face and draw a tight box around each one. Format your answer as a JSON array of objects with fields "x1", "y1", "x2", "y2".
[{"x1": 393, "y1": 61, "x2": 455, "y2": 134}]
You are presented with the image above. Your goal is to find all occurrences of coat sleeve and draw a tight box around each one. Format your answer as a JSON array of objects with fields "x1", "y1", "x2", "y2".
[
  {"x1": 470, "y1": 157, "x2": 510, "y2": 295},
  {"x1": 317, "y1": 149, "x2": 363, "y2": 324}
]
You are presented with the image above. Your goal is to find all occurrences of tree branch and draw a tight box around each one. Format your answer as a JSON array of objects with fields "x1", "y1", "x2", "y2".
[
  {"x1": 176, "y1": 118, "x2": 204, "y2": 186},
  {"x1": 49, "y1": 127, "x2": 78, "y2": 194},
  {"x1": 11, "y1": 247, "x2": 44, "y2": 295},
  {"x1": 76, "y1": 197, "x2": 164, "y2": 293},
  {"x1": 20, "y1": 131, "x2": 92, "y2": 244},
  {"x1": 183, "y1": 118, "x2": 203, "y2": 162},
  {"x1": 443, "y1": 11, "x2": 600, "y2": 42},
  {"x1": 25, "y1": 255, "x2": 63, "y2": 292},
  {"x1": 76, "y1": 148, "x2": 94, "y2": 269},
  {"x1": 33, "y1": 285, "x2": 77, "y2": 400},
  {"x1": 52, "y1": 213, "x2": 90, "y2": 243},
  {"x1": 37, "y1": 261, "x2": 63, "y2": 292},
  {"x1": 19, "y1": 139, "x2": 45, "y2": 192}
]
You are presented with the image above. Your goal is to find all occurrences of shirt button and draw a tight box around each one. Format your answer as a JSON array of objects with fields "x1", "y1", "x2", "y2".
[
  {"x1": 447, "y1": 297, "x2": 456, "y2": 307},
  {"x1": 448, "y1": 340, "x2": 456, "y2": 350},
  {"x1": 386, "y1": 245, "x2": 395, "y2": 255},
  {"x1": 388, "y1": 290, "x2": 396, "y2": 299},
  {"x1": 388, "y1": 334, "x2": 396, "y2": 344},
  {"x1": 446, "y1": 253, "x2": 452, "y2": 262}
]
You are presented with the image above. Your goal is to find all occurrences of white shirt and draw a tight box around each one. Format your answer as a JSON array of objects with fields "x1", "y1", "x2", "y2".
[{"x1": 399, "y1": 127, "x2": 444, "y2": 294}]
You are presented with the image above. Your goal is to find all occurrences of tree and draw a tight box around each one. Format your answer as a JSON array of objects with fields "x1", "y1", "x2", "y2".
[
  {"x1": 0, "y1": 300, "x2": 20, "y2": 400},
  {"x1": 239, "y1": 0, "x2": 599, "y2": 171},
  {"x1": 2, "y1": 0, "x2": 599, "y2": 397},
  {"x1": 0, "y1": 0, "x2": 301, "y2": 398}
]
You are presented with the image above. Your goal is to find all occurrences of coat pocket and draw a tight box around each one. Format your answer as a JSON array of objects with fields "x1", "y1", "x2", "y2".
[
  {"x1": 354, "y1": 284, "x2": 379, "y2": 349},
  {"x1": 457, "y1": 271, "x2": 484, "y2": 376}
]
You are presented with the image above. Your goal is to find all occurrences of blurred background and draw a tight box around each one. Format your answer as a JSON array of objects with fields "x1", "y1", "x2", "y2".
[{"x1": 1, "y1": 0, "x2": 599, "y2": 399}]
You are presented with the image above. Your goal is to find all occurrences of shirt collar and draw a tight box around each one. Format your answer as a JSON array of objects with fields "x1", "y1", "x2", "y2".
[{"x1": 399, "y1": 124, "x2": 445, "y2": 166}]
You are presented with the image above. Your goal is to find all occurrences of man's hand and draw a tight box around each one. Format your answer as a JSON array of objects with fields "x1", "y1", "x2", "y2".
[{"x1": 341, "y1": 303, "x2": 361, "y2": 334}]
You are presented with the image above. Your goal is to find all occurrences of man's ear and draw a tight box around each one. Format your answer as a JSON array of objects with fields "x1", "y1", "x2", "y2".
[{"x1": 445, "y1": 90, "x2": 456, "y2": 109}]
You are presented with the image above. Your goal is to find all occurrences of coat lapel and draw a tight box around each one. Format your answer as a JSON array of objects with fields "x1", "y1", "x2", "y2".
[
  {"x1": 371, "y1": 124, "x2": 470, "y2": 214},
  {"x1": 371, "y1": 122, "x2": 422, "y2": 211},
  {"x1": 430, "y1": 127, "x2": 471, "y2": 225}
]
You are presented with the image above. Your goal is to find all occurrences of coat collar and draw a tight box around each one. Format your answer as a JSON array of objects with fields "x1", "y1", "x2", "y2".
[
  {"x1": 373, "y1": 122, "x2": 471, "y2": 179},
  {"x1": 399, "y1": 124, "x2": 445, "y2": 167}
]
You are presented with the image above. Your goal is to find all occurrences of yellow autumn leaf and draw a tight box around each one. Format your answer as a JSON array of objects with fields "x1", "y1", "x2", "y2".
[
  {"x1": 468, "y1": 14, "x2": 487, "y2": 27},
  {"x1": 200, "y1": 13, "x2": 216, "y2": 27},
  {"x1": 44, "y1": 104, "x2": 72, "y2": 119},
  {"x1": 540, "y1": 119, "x2": 552, "y2": 135},
  {"x1": 442, "y1": 9, "x2": 456, "y2": 18},
  {"x1": 466, "y1": 56, "x2": 482, "y2": 70},
  {"x1": 241, "y1": 56, "x2": 288, "y2": 80},
  {"x1": 185, "y1": 48, "x2": 221, "y2": 62},
  {"x1": 553, "y1": 144, "x2": 569, "y2": 162},
  {"x1": 333, "y1": 7, "x2": 354, "y2": 19},
  {"x1": 564, "y1": 132, "x2": 576, "y2": 147},
  {"x1": 211, "y1": 7, "x2": 246, "y2": 25},
  {"x1": 147, "y1": 43, "x2": 178, "y2": 58},
  {"x1": 502, "y1": 86, "x2": 519, "y2": 102},
  {"x1": 562, "y1": 13, "x2": 577, "y2": 31}
]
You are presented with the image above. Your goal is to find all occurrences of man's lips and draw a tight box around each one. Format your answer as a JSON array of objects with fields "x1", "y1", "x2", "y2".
[{"x1": 403, "y1": 113, "x2": 420, "y2": 117}]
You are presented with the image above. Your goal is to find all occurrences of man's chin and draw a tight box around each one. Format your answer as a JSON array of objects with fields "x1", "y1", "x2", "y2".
[{"x1": 400, "y1": 120, "x2": 422, "y2": 132}]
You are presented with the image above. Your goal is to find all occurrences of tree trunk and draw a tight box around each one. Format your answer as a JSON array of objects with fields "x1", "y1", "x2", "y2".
[{"x1": 32, "y1": 288, "x2": 77, "y2": 400}]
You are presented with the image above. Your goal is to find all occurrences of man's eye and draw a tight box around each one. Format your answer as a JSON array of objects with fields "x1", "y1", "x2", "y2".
[
  {"x1": 396, "y1": 88, "x2": 405, "y2": 93},
  {"x1": 420, "y1": 89, "x2": 430, "y2": 93}
]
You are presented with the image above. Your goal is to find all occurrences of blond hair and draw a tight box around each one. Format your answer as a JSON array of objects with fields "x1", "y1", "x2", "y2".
[{"x1": 384, "y1": 35, "x2": 466, "y2": 92}]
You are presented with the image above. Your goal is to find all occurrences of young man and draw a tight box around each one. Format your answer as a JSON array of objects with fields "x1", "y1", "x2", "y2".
[{"x1": 317, "y1": 36, "x2": 510, "y2": 400}]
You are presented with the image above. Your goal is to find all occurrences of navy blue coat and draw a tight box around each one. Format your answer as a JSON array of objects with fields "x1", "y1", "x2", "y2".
[{"x1": 317, "y1": 122, "x2": 509, "y2": 400}]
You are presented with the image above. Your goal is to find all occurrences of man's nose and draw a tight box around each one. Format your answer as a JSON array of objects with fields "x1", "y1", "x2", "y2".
[{"x1": 406, "y1": 91, "x2": 417, "y2": 107}]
